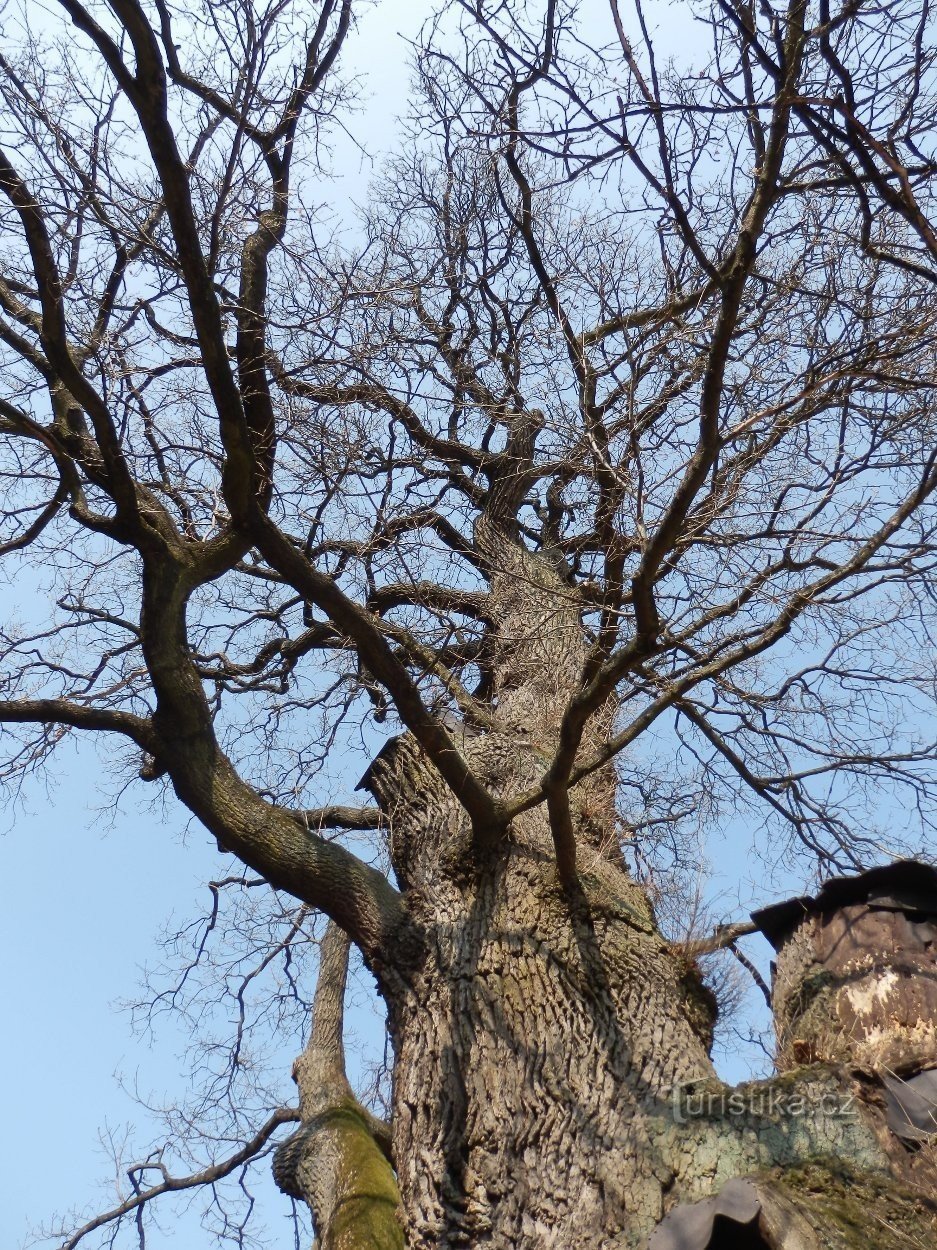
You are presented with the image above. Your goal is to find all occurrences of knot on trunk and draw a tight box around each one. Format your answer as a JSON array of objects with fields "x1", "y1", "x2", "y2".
[{"x1": 272, "y1": 1122, "x2": 313, "y2": 1200}]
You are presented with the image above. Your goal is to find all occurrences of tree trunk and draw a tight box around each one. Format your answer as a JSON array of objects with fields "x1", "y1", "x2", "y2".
[
  {"x1": 273, "y1": 922, "x2": 404, "y2": 1250},
  {"x1": 370, "y1": 757, "x2": 716, "y2": 1246},
  {"x1": 354, "y1": 536, "x2": 937, "y2": 1249}
]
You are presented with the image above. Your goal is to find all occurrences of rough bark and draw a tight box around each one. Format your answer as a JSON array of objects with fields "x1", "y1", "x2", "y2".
[
  {"x1": 365, "y1": 735, "x2": 937, "y2": 1247},
  {"x1": 6, "y1": 0, "x2": 937, "y2": 1245},
  {"x1": 354, "y1": 536, "x2": 937, "y2": 1249}
]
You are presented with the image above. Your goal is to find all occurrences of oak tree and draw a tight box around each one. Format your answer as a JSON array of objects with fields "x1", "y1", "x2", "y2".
[{"x1": 5, "y1": 0, "x2": 937, "y2": 1245}]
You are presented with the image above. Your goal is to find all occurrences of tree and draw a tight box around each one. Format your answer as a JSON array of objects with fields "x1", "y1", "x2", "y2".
[{"x1": 4, "y1": 0, "x2": 937, "y2": 1244}]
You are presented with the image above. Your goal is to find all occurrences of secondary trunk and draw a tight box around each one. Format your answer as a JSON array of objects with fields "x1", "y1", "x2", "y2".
[{"x1": 273, "y1": 922, "x2": 403, "y2": 1250}]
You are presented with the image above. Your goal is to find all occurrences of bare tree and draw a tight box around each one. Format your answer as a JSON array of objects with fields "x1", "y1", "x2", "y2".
[{"x1": 5, "y1": 0, "x2": 937, "y2": 1245}]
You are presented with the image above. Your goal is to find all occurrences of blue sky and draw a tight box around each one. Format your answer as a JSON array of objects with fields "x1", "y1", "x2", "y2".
[{"x1": 1, "y1": 743, "x2": 217, "y2": 1244}]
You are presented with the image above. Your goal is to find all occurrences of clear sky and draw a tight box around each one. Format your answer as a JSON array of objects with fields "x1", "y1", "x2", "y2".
[{"x1": 1, "y1": 2, "x2": 787, "y2": 1246}]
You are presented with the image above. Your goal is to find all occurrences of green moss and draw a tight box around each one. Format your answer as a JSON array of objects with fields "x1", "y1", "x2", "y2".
[
  {"x1": 763, "y1": 1159, "x2": 937, "y2": 1249},
  {"x1": 307, "y1": 1103, "x2": 404, "y2": 1250}
]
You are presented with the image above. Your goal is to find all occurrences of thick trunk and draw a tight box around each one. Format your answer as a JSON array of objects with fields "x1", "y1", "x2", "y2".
[
  {"x1": 361, "y1": 531, "x2": 719, "y2": 1246},
  {"x1": 379, "y1": 816, "x2": 717, "y2": 1247},
  {"x1": 366, "y1": 738, "x2": 937, "y2": 1246},
  {"x1": 355, "y1": 537, "x2": 937, "y2": 1248}
]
